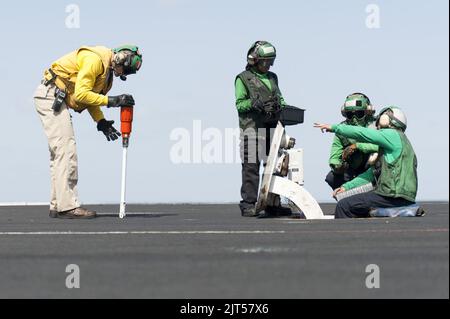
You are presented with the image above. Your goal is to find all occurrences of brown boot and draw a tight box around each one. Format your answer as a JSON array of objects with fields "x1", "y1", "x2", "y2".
[
  {"x1": 49, "y1": 210, "x2": 58, "y2": 218},
  {"x1": 57, "y1": 207, "x2": 97, "y2": 219}
]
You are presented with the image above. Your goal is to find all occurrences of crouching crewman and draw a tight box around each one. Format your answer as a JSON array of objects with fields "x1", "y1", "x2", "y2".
[
  {"x1": 314, "y1": 106, "x2": 418, "y2": 219},
  {"x1": 325, "y1": 93, "x2": 378, "y2": 190}
]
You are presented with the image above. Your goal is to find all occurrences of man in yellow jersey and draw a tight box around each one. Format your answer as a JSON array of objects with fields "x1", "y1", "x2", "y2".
[{"x1": 34, "y1": 45, "x2": 142, "y2": 219}]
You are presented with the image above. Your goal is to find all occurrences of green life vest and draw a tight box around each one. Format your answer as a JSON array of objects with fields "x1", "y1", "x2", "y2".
[
  {"x1": 237, "y1": 70, "x2": 280, "y2": 103},
  {"x1": 374, "y1": 131, "x2": 418, "y2": 202},
  {"x1": 236, "y1": 70, "x2": 281, "y2": 130}
]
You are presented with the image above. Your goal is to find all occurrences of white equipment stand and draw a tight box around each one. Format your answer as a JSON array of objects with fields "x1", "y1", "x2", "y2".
[
  {"x1": 119, "y1": 145, "x2": 128, "y2": 219},
  {"x1": 256, "y1": 122, "x2": 334, "y2": 219}
]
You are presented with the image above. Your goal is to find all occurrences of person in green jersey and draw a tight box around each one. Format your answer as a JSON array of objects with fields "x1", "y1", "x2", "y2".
[
  {"x1": 235, "y1": 41, "x2": 290, "y2": 217},
  {"x1": 325, "y1": 93, "x2": 379, "y2": 190},
  {"x1": 314, "y1": 106, "x2": 418, "y2": 218}
]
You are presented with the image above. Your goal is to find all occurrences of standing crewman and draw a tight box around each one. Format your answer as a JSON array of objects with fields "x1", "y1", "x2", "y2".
[
  {"x1": 34, "y1": 45, "x2": 142, "y2": 219},
  {"x1": 314, "y1": 106, "x2": 418, "y2": 218},
  {"x1": 235, "y1": 41, "x2": 290, "y2": 218},
  {"x1": 325, "y1": 93, "x2": 379, "y2": 190}
]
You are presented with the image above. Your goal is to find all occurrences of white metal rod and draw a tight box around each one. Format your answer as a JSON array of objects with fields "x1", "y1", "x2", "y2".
[{"x1": 119, "y1": 146, "x2": 128, "y2": 219}]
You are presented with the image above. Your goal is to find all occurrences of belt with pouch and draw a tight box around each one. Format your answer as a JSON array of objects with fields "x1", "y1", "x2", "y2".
[
  {"x1": 42, "y1": 69, "x2": 67, "y2": 113},
  {"x1": 42, "y1": 68, "x2": 58, "y2": 87}
]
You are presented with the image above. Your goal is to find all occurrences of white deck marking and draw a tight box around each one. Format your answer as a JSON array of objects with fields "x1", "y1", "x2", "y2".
[
  {"x1": 0, "y1": 230, "x2": 286, "y2": 236},
  {"x1": 0, "y1": 202, "x2": 49, "y2": 207},
  {"x1": 229, "y1": 247, "x2": 292, "y2": 253}
]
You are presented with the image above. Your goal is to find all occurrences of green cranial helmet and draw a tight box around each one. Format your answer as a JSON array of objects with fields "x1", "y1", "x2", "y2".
[
  {"x1": 247, "y1": 41, "x2": 277, "y2": 66},
  {"x1": 113, "y1": 45, "x2": 143, "y2": 80},
  {"x1": 341, "y1": 92, "x2": 375, "y2": 125}
]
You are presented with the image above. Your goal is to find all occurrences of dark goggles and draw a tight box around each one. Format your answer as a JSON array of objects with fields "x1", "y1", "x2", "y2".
[
  {"x1": 259, "y1": 58, "x2": 275, "y2": 68},
  {"x1": 123, "y1": 59, "x2": 142, "y2": 76},
  {"x1": 344, "y1": 110, "x2": 366, "y2": 119}
]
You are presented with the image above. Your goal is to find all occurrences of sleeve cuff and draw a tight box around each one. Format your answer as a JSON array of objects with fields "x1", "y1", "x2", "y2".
[
  {"x1": 87, "y1": 106, "x2": 105, "y2": 123},
  {"x1": 102, "y1": 95, "x2": 109, "y2": 106}
]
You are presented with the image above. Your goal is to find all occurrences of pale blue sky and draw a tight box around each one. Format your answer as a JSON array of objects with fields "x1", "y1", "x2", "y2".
[{"x1": 0, "y1": 0, "x2": 448, "y2": 203}]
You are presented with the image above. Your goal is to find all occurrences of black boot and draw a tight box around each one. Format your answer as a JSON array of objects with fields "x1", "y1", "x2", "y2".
[
  {"x1": 240, "y1": 203, "x2": 258, "y2": 217},
  {"x1": 258, "y1": 205, "x2": 292, "y2": 218}
]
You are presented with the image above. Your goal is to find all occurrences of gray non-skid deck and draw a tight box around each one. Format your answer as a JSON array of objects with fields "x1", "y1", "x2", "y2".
[{"x1": 0, "y1": 203, "x2": 448, "y2": 299}]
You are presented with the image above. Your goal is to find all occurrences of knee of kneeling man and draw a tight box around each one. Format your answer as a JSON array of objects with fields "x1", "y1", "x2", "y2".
[
  {"x1": 336, "y1": 197, "x2": 351, "y2": 208},
  {"x1": 325, "y1": 171, "x2": 334, "y2": 182}
]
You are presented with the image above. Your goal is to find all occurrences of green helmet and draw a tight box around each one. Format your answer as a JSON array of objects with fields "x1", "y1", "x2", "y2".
[
  {"x1": 247, "y1": 41, "x2": 277, "y2": 66},
  {"x1": 341, "y1": 93, "x2": 375, "y2": 125},
  {"x1": 113, "y1": 45, "x2": 143, "y2": 78}
]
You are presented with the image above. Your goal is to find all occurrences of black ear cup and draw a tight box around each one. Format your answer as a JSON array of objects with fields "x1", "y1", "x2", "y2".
[
  {"x1": 247, "y1": 41, "x2": 264, "y2": 65},
  {"x1": 247, "y1": 44, "x2": 257, "y2": 65},
  {"x1": 124, "y1": 53, "x2": 132, "y2": 67},
  {"x1": 114, "y1": 51, "x2": 132, "y2": 67}
]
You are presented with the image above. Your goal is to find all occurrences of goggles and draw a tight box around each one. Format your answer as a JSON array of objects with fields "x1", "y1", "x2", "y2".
[
  {"x1": 344, "y1": 110, "x2": 366, "y2": 119},
  {"x1": 258, "y1": 58, "x2": 275, "y2": 68},
  {"x1": 123, "y1": 58, "x2": 142, "y2": 76}
]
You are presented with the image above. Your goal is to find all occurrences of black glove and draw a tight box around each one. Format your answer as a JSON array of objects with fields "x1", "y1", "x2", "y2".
[
  {"x1": 107, "y1": 94, "x2": 135, "y2": 108},
  {"x1": 251, "y1": 99, "x2": 266, "y2": 113},
  {"x1": 97, "y1": 119, "x2": 121, "y2": 142},
  {"x1": 342, "y1": 144, "x2": 358, "y2": 162},
  {"x1": 264, "y1": 96, "x2": 282, "y2": 113}
]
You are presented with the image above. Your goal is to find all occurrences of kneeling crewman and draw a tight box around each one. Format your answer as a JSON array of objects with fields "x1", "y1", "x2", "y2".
[
  {"x1": 315, "y1": 106, "x2": 418, "y2": 218},
  {"x1": 325, "y1": 93, "x2": 378, "y2": 190}
]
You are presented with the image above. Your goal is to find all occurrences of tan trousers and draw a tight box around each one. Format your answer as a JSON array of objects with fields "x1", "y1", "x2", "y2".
[{"x1": 34, "y1": 84, "x2": 80, "y2": 212}]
